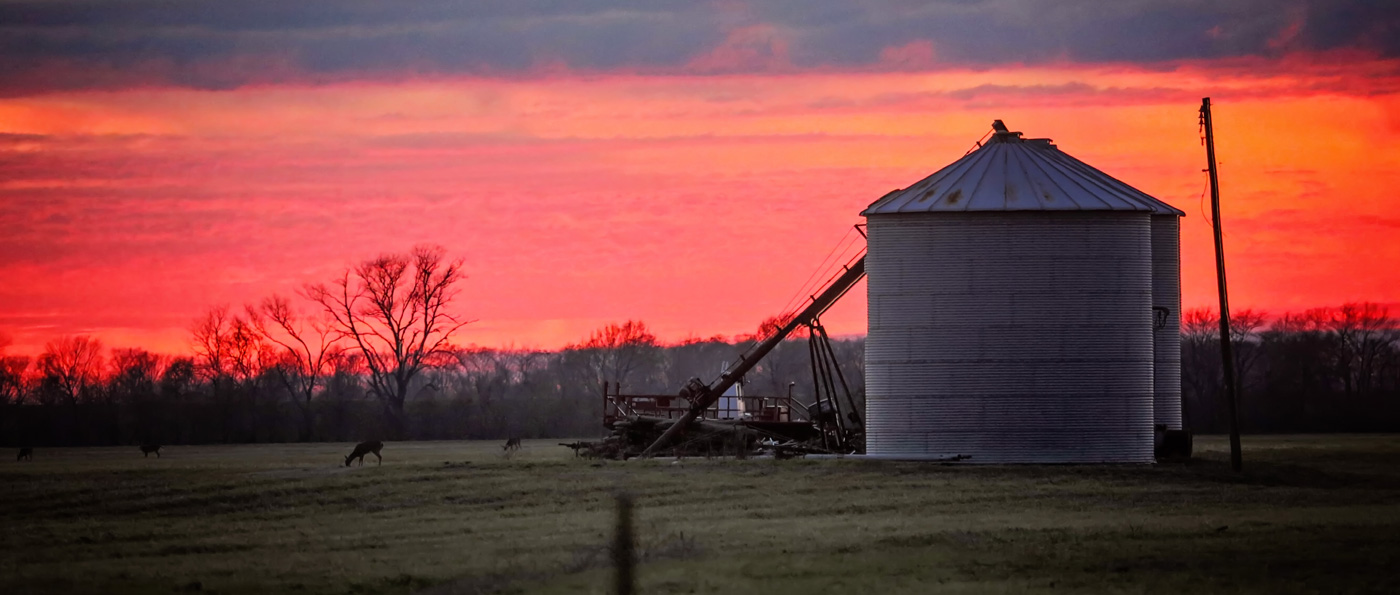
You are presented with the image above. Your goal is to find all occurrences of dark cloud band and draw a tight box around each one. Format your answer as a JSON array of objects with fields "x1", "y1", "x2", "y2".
[{"x1": 0, "y1": 0, "x2": 1395, "y2": 95}]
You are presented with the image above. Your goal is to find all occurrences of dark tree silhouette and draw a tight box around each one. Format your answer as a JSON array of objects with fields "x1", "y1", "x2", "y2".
[
  {"x1": 0, "y1": 355, "x2": 26, "y2": 407},
  {"x1": 306, "y1": 245, "x2": 470, "y2": 437},
  {"x1": 0, "y1": 333, "x2": 28, "y2": 408},
  {"x1": 108, "y1": 349, "x2": 163, "y2": 405},
  {"x1": 191, "y1": 306, "x2": 272, "y2": 383},
  {"x1": 36, "y1": 335, "x2": 104, "y2": 406},
  {"x1": 191, "y1": 306, "x2": 276, "y2": 442},
  {"x1": 566, "y1": 320, "x2": 661, "y2": 390},
  {"x1": 249, "y1": 295, "x2": 341, "y2": 441},
  {"x1": 0, "y1": 334, "x2": 30, "y2": 436},
  {"x1": 4, "y1": 300, "x2": 1398, "y2": 447},
  {"x1": 1328, "y1": 303, "x2": 1393, "y2": 396},
  {"x1": 1231, "y1": 309, "x2": 1270, "y2": 391}
]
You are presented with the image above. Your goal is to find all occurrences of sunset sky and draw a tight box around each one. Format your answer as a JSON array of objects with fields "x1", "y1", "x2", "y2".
[{"x1": 2, "y1": 0, "x2": 1398, "y2": 356}]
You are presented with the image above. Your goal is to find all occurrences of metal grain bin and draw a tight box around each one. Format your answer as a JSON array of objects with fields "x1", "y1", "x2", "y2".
[
  {"x1": 1152, "y1": 216, "x2": 1183, "y2": 431},
  {"x1": 860, "y1": 122, "x2": 1184, "y2": 463}
]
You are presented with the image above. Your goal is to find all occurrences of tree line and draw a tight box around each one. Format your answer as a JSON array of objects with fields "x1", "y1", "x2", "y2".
[
  {"x1": 0, "y1": 245, "x2": 863, "y2": 447},
  {"x1": 0, "y1": 244, "x2": 1395, "y2": 446},
  {"x1": 1182, "y1": 303, "x2": 1400, "y2": 433},
  {"x1": 0, "y1": 322, "x2": 859, "y2": 448}
]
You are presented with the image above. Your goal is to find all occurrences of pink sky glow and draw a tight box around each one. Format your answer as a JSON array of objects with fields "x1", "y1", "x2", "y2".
[{"x1": 2, "y1": 44, "x2": 1399, "y2": 356}]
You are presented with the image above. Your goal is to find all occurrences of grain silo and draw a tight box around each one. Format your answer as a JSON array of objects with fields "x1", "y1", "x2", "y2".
[
  {"x1": 862, "y1": 122, "x2": 1184, "y2": 463},
  {"x1": 1151, "y1": 215, "x2": 1182, "y2": 433}
]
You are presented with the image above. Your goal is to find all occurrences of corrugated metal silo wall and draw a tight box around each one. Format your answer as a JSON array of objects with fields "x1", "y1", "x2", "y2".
[
  {"x1": 1152, "y1": 216, "x2": 1183, "y2": 431},
  {"x1": 864, "y1": 212, "x2": 1155, "y2": 463}
]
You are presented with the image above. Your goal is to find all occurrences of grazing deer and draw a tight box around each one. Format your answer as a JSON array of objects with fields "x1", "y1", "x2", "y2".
[
  {"x1": 140, "y1": 444, "x2": 162, "y2": 458},
  {"x1": 345, "y1": 441, "x2": 383, "y2": 467},
  {"x1": 503, "y1": 437, "x2": 522, "y2": 452},
  {"x1": 17, "y1": 447, "x2": 33, "y2": 462}
]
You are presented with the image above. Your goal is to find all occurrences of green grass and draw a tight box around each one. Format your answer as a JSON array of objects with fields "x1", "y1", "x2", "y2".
[{"x1": 2, "y1": 435, "x2": 1398, "y2": 594}]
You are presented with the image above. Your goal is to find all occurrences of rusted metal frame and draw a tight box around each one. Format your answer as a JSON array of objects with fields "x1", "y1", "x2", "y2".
[
  {"x1": 603, "y1": 382, "x2": 643, "y2": 425},
  {"x1": 814, "y1": 325, "x2": 851, "y2": 450},
  {"x1": 806, "y1": 324, "x2": 832, "y2": 450},
  {"x1": 809, "y1": 319, "x2": 848, "y2": 449},
  {"x1": 639, "y1": 256, "x2": 867, "y2": 457},
  {"x1": 814, "y1": 321, "x2": 862, "y2": 432},
  {"x1": 611, "y1": 391, "x2": 798, "y2": 424}
]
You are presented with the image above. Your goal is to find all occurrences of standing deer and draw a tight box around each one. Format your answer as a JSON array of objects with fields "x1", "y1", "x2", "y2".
[
  {"x1": 345, "y1": 441, "x2": 383, "y2": 467},
  {"x1": 17, "y1": 447, "x2": 33, "y2": 461},
  {"x1": 140, "y1": 444, "x2": 162, "y2": 458},
  {"x1": 503, "y1": 437, "x2": 522, "y2": 452}
]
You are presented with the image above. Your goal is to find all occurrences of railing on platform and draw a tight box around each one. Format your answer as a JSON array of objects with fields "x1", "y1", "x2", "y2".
[{"x1": 602, "y1": 382, "x2": 797, "y2": 427}]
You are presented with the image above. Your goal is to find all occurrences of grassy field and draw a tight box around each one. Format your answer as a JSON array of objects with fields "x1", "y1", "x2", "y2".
[{"x1": 1, "y1": 435, "x2": 1398, "y2": 594}]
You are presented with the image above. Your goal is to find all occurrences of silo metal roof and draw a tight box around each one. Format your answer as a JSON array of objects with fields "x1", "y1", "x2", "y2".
[{"x1": 862, "y1": 122, "x2": 1186, "y2": 216}]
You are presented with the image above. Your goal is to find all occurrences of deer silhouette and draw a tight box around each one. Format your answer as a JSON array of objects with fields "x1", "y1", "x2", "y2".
[
  {"x1": 503, "y1": 437, "x2": 522, "y2": 452},
  {"x1": 345, "y1": 441, "x2": 383, "y2": 467},
  {"x1": 140, "y1": 444, "x2": 162, "y2": 458},
  {"x1": 17, "y1": 447, "x2": 33, "y2": 462}
]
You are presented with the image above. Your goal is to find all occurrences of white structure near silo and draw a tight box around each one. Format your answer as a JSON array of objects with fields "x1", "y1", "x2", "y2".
[
  {"x1": 715, "y1": 361, "x2": 746, "y2": 420},
  {"x1": 861, "y1": 122, "x2": 1184, "y2": 463}
]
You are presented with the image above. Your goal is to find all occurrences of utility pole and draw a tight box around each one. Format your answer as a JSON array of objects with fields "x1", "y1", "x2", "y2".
[{"x1": 1201, "y1": 97, "x2": 1243, "y2": 472}]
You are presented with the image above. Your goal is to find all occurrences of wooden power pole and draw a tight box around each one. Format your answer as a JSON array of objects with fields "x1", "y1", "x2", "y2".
[{"x1": 1201, "y1": 97, "x2": 1243, "y2": 472}]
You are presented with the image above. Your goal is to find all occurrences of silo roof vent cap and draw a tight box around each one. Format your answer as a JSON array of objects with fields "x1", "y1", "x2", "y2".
[{"x1": 990, "y1": 119, "x2": 1023, "y2": 142}]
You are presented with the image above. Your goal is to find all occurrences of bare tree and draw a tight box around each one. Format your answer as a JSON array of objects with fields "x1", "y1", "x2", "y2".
[
  {"x1": 450, "y1": 347, "x2": 548, "y2": 437},
  {"x1": 453, "y1": 348, "x2": 515, "y2": 417},
  {"x1": 108, "y1": 349, "x2": 163, "y2": 402},
  {"x1": 0, "y1": 355, "x2": 27, "y2": 407},
  {"x1": 307, "y1": 245, "x2": 470, "y2": 437},
  {"x1": 191, "y1": 306, "x2": 277, "y2": 442},
  {"x1": 1230, "y1": 308, "x2": 1270, "y2": 393},
  {"x1": 1180, "y1": 308, "x2": 1271, "y2": 430},
  {"x1": 1180, "y1": 308, "x2": 1221, "y2": 427},
  {"x1": 1329, "y1": 303, "x2": 1393, "y2": 396},
  {"x1": 0, "y1": 334, "x2": 31, "y2": 437},
  {"x1": 566, "y1": 320, "x2": 661, "y2": 390},
  {"x1": 105, "y1": 348, "x2": 164, "y2": 444},
  {"x1": 36, "y1": 335, "x2": 105, "y2": 405},
  {"x1": 0, "y1": 333, "x2": 28, "y2": 408},
  {"x1": 192, "y1": 306, "x2": 272, "y2": 384},
  {"x1": 248, "y1": 295, "x2": 341, "y2": 441}
]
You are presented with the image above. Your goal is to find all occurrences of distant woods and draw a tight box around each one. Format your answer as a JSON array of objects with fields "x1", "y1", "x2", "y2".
[
  {"x1": 0, "y1": 317, "x2": 858, "y2": 447},
  {"x1": 2, "y1": 286, "x2": 1399, "y2": 446},
  {"x1": 1181, "y1": 303, "x2": 1400, "y2": 433},
  {"x1": 0, "y1": 244, "x2": 863, "y2": 447}
]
